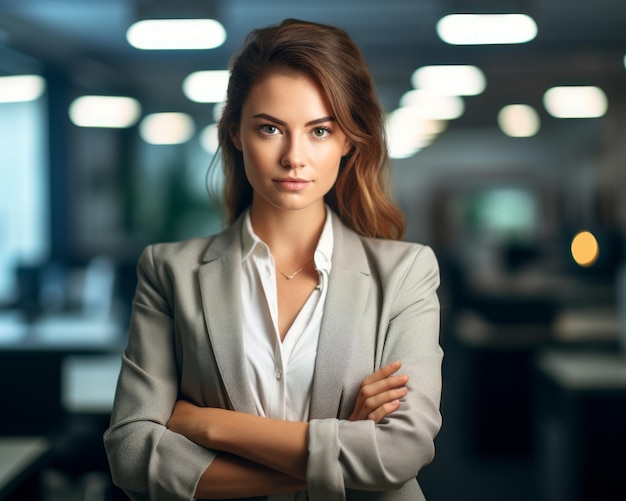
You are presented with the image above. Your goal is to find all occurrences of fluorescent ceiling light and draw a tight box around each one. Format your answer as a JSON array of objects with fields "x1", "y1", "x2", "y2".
[
  {"x1": 0, "y1": 75, "x2": 46, "y2": 103},
  {"x1": 127, "y1": 19, "x2": 226, "y2": 50},
  {"x1": 498, "y1": 104, "x2": 540, "y2": 137},
  {"x1": 437, "y1": 14, "x2": 537, "y2": 45},
  {"x1": 411, "y1": 65, "x2": 486, "y2": 96},
  {"x1": 139, "y1": 112, "x2": 195, "y2": 145},
  {"x1": 69, "y1": 96, "x2": 141, "y2": 128},
  {"x1": 387, "y1": 108, "x2": 447, "y2": 159},
  {"x1": 213, "y1": 101, "x2": 226, "y2": 122},
  {"x1": 399, "y1": 90, "x2": 465, "y2": 120},
  {"x1": 183, "y1": 70, "x2": 230, "y2": 103},
  {"x1": 200, "y1": 124, "x2": 219, "y2": 154},
  {"x1": 543, "y1": 86, "x2": 608, "y2": 118}
]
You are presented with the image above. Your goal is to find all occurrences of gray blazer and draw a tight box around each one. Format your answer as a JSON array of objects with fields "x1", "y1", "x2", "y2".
[{"x1": 104, "y1": 213, "x2": 443, "y2": 501}]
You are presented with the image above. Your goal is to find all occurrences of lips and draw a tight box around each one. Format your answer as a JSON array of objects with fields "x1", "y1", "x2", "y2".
[{"x1": 274, "y1": 177, "x2": 310, "y2": 191}]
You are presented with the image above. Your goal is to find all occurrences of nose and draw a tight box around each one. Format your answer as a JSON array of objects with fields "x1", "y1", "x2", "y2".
[{"x1": 281, "y1": 135, "x2": 306, "y2": 169}]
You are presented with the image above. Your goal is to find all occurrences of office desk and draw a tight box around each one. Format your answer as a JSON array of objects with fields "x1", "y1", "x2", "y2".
[
  {"x1": 0, "y1": 437, "x2": 50, "y2": 500},
  {"x1": 0, "y1": 312, "x2": 124, "y2": 435},
  {"x1": 0, "y1": 311, "x2": 125, "y2": 352},
  {"x1": 534, "y1": 351, "x2": 626, "y2": 501}
]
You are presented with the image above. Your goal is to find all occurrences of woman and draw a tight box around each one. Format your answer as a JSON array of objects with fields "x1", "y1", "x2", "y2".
[{"x1": 104, "y1": 18, "x2": 442, "y2": 501}]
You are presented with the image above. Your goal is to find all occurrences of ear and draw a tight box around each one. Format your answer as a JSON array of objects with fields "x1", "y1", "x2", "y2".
[
  {"x1": 230, "y1": 126, "x2": 242, "y2": 151},
  {"x1": 342, "y1": 139, "x2": 353, "y2": 157}
]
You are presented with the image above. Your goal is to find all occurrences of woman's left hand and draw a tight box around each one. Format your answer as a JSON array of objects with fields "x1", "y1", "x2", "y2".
[{"x1": 348, "y1": 361, "x2": 409, "y2": 423}]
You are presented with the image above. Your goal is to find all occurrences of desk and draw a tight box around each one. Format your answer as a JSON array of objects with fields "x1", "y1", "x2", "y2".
[
  {"x1": 454, "y1": 309, "x2": 547, "y2": 456},
  {"x1": 0, "y1": 312, "x2": 124, "y2": 435},
  {"x1": 0, "y1": 437, "x2": 50, "y2": 500},
  {"x1": 534, "y1": 351, "x2": 626, "y2": 501},
  {"x1": 0, "y1": 311, "x2": 125, "y2": 351}
]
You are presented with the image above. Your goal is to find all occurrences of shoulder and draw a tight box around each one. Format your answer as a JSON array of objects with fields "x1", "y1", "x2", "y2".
[
  {"x1": 361, "y1": 236, "x2": 439, "y2": 287},
  {"x1": 332, "y1": 210, "x2": 435, "y2": 266},
  {"x1": 138, "y1": 221, "x2": 238, "y2": 274},
  {"x1": 332, "y1": 217, "x2": 439, "y2": 299},
  {"x1": 144, "y1": 236, "x2": 215, "y2": 265},
  {"x1": 361, "y1": 235, "x2": 435, "y2": 262}
]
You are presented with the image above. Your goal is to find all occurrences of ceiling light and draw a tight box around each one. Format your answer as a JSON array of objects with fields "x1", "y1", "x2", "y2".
[
  {"x1": 411, "y1": 65, "x2": 486, "y2": 96},
  {"x1": 543, "y1": 86, "x2": 608, "y2": 118},
  {"x1": 126, "y1": 19, "x2": 226, "y2": 50},
  {"x1": 183, "y1": 70, "x2": 230, "y2": 103},
  {"x1": 213, "y1": 102, "x2": 226, "y2": 122},
  {"x1": 399, "y1": 90, "x2": 465, "y2": 120},
  {"x1": 498, "y1": 104, "x2": 540, "y2": 137},
  {"x1": 139, "y1": 112, "x2": 195, "y2": 145},
  {"x1": 69, "y1": 96, "x2": 141, "y2": 128},
  {"x1": 0, "y1": 75, "x2": 46, "y2": 103},
  {"x1": 200, "y1": 124, "x2": 220, "y2": 154},
  {"x1": 437, "y1": 14, "x2": 537, "y2": 45},
  {"x1": 388, "y1": 142, "x2": 422, "y2": 160},
  {"x1": 387, "y1": 108, "x2": 447, "y2": 159}
]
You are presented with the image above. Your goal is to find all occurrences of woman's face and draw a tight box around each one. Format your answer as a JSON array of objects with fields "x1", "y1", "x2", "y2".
[{"x1": 232, "y1": 72, "x2": 352, "y2": 217}]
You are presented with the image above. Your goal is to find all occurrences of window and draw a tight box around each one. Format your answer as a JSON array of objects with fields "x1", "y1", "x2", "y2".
[{"x1": 0, "y1": 95, "x2": 49, "y2": 303}]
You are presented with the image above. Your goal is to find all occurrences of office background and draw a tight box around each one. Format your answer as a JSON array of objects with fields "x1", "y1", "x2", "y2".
[{"x1": 1, "y1": 1, "x2": 626, "y2": 500}]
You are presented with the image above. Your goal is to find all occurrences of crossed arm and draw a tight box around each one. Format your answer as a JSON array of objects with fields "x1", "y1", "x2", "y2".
[
  {"x1": 166, "y1": 361, "x2": 409, "y2": 499},
  {"x1": 105, "y1": 242, "x2": 442, "y2": 500}
]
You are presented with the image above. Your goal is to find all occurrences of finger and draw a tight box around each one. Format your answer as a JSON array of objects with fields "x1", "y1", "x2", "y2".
[
  {"x1": 359, "y1": 374, "x2": 409, "y2": 399},
  {"x1": 367, "y1": 399, "x2": 401, "y2": 424},
  {"x1": 349, "y1": 374, "x2": 409, "y2": 421},
  {"x1": 356, "y1": 386, "x2": 408, "y2": 420},
  {"x1": 349, "y1": 363, "x2": 408, "y2": 422},
  {"x1": 351, "y1": 386, "x2": 407, "y2": 421},
  {"x1": 360, "y1": 361, "x2": 402, "y2": 387}
]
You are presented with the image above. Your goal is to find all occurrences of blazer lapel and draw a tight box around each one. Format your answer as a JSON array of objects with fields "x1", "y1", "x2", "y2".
[
  {"x1": 309, "y1": 216, "x2": 370, "y2": 419},
  {"x1": 198, "y1": 217, "x2": 258, "y2": 414}
]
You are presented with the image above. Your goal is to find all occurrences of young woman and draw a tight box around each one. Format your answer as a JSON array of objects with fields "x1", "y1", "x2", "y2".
[{"x1": 104, "y1": 19, "x2": 442, "y2": 501}]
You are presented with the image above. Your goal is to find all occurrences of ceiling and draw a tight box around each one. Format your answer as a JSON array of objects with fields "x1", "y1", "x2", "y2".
[{"x1": 1, "y1": 0, "x2": 625, "y2": 129}]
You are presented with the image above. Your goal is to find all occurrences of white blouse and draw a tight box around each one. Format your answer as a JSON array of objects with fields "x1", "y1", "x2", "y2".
[{"x1": 240, "y1": 208, "x2": 333, "y2": 423}]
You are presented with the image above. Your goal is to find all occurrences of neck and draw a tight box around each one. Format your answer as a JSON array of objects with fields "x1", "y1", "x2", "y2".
[{"x1": 249, "y1": 202, "x2": 326, "y2": 264}]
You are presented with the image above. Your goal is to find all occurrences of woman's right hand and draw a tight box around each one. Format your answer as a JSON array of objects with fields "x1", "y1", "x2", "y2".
[{"x1": 348, "y1": 360, "x2": 409, "y2": 423}]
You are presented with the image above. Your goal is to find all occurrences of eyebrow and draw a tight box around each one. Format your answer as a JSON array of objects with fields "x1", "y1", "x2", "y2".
[{"x1": 252, "y1": 113, "x2": 336, "y2": 127}]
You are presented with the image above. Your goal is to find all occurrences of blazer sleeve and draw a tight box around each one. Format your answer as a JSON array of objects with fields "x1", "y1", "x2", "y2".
[
  {"x1": 103, "y1": 245, "x2": 215, "y2": 501},
  {"x1": 306, "y1": 245, "x2": 443, "y2": 499}
]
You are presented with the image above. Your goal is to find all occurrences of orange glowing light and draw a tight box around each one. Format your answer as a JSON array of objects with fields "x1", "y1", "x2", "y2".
[{"x1": 571, "y1": 231, "x2": 599, "y2": 267}]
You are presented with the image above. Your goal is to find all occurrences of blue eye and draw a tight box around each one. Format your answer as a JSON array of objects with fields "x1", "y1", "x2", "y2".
[
  {"x1": 259, "y1": 124, "x2": 279, "y2": 135},
  {"x1": 313, "y1": 127, "x2": 331, "y2": 138}
]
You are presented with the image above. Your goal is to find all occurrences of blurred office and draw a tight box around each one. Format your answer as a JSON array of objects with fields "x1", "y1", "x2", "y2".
[{"x1": 1, "y1": 1, "x2": 626, "y2": 500}]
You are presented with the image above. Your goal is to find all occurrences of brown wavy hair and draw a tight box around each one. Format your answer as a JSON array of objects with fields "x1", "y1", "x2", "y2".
[{"x1": 214, "y1": 18, "x2": 405, "y2": 240}]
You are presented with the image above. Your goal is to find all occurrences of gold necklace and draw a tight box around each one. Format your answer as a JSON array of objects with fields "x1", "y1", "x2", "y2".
[{"x1": 276, "y1": 259, "x2": 314, "y2": 280}]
